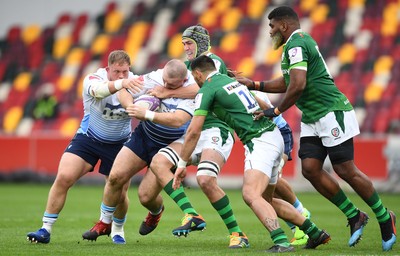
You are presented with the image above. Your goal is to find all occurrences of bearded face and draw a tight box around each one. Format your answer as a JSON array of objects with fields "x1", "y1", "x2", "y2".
[{"x1": 271, "y1": 30, "x2": 284, "y2": 50}]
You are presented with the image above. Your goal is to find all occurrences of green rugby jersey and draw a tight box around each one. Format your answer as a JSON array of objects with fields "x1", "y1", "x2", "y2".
[
  {"x1": 186, "y1": 53, "x2": 232, "y2": 137},
  {"x1": 194, "y1": 72, "x2": 276, "y2": 145},
  {"x1": 282, "y1": 29, "x2": 353, "y2": 123}
]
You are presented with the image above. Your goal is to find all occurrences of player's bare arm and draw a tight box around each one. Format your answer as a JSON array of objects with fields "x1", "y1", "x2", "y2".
[
  {"x1": 237, "y1": 76, "x2": 287, "y2": 93},
  {"x1": 173, "y1": 115, "x2": 206, "y2": 190},
  {"x1": 276, "y1": 68, "x2": 306, "y2": 113},
  {"x1": 126, "y1": 106, "x2": 191, "y2": 128},
  {"x1": 148, "y1": 83, "x2": 199, "y2": 99},
  {"x1": 117, "y1": 89, "x2": 135, "y2": 109}
]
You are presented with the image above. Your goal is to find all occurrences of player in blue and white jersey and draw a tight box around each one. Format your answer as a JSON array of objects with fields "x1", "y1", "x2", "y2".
[
  {"x1": 82, "y1": 59, "x2": 206, "y2": 243},
  {"x1": 27, "y1": 50, "x2": 143, "y2": 244}
]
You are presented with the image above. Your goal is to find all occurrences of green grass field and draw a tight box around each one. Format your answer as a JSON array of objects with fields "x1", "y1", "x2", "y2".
[{"x1": 0, "y1": 183, "x2": 398, "y2": 255}]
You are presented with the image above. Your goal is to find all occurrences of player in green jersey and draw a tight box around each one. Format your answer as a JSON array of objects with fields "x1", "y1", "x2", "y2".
[
  {"x1": 141, "y1": 24, "x2": 250, "y2": 248},
  {"x1": 174, "y1": 55, "x2": 332, "y2": 252},
  {"x1": 238, "y1": 6, "x2": 396, "y2": 251}
]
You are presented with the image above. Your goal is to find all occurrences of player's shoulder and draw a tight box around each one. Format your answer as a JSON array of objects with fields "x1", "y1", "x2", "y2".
[{"x1": 84, "y1": 68, "x2": 107, "y2": 82}]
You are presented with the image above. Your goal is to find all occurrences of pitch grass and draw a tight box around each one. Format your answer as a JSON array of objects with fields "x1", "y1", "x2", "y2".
[{"x1": 0, "y1": 183, "x2": 398, "y2": 255}]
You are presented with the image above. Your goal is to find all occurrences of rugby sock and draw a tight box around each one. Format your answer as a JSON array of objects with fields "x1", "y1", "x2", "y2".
[
  {"x1": 212, "y1": 195, "x2": 243, "y2": 236},
  {"x1": 100, "y1": 202, "x2": 116, "y2": 224},
  {"x1": 331, "y1": 189, "x2": 359, "y2": 219},
  {"x1": 150, "y1": 205, "x2": 164, "y2": 215},
  {"x1": 42, "y1": 212, "x2": 58, "y2": 233},
  {"x1": 285, "y1": 198, "x2": 303, "y2": 232},
  {"x1": 112, "y1": 215, "x2": 126, "y2": 235},
  {"x1": 366, "y1": 190, "x2": 390, "y2": 223},
  {"x1": 293, "y1": 198, "x2": 304, "y2": 213},
  {"x1": 270, "y1": 228, "x2": 290, "y2": 245},
  {"x1": 300, "y1": 219, "x2": 321, "y2": 240},
  {"x1": 163, "y1": 179, "x2": 198, "y2": 215}
]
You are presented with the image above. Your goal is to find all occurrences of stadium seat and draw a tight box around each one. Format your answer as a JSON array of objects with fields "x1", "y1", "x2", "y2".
[
  {"x1": 13, "y1": 72, "x2": 32, "y2": 92},
  {"x1": 221, "y1": 7, "x2": 242, "y2": 32},
  {"x1": 3, "y1": 106, "x2": 23, "y2": 133},
  {"x1": 246, "y1": 0, "x2": 268, "y2": 19},
  {"x1": 90, "y1": 34, "x2": 111, "y2": 56},
  {"x1": 53, "y1": 36, "x2": 72, "y2": 59},
  {"x1": 337, "y1": 43, "x2": 357, "y2": 65},
  {"x1": 60, "y1": 117, "x2": 80, "y2": 137},
  {"x1": 220, "y1": 32, "x2": 240, "y2": 53},
  {"x1": 310, "y1": 4, "x2": 329, "y2": 24},
  {"x1": 199, "y1": 8, "x2": 219, "y2": 28},
  {"x1": 300, "y1": 0, "x2": 318, "y2": 12},
  {"x1": 104, "y1": 10, "x2": 124, "y2": 34},
  {"x1": 236, "y1": 57, "x2": 256, "y2": 77},
  {"x1": 21, "y1": 25, "x2": 41, "y2": 45},
  {"x1": 167, "y1": 33, "x2": 184, "y2": 58}
]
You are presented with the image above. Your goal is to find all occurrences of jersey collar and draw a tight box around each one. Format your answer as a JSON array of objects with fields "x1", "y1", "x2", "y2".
[
  {"x1": 285, "y1": 29, "x2": 303, "y2": 46},
  {"x1": 206, "y1": 70, "x2": 219, "y2": 80}
]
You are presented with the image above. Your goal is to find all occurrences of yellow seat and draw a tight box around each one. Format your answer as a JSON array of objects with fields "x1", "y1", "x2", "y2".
[
  {"x1": 57, "y1": 75, "x2": 75, "y2": 92},
  {"x1": 373, "y1": 56, "x2": 393, "y2": 75},
  {"x1": 349, "y1": 0, "x2": 366, "y2": 8},
  {"x1": 105, "y1": 10, "x2": 124, "y2": 34},
  {"x1": 247, "y1": 0, "x2": 267, "y2": 19},
  {"x1": 13, "y1": 72, "x2": 32, "y2": 92},
  {"x1": 22, "y1": 24, "x2": 41, "y2": 45},
  {"x1": 53, "y1": 36, "x2": 72, "y2": 59},
  {"x1": 310, "y1": 4, "x2": 329, "y2": 24},
  {"x1": 66, "y1": 47, "x2": 85, "y2": 66},
  {"x1": 60, "y1": 117, "x2": 80, "y2": 137},
  {"x1": 381, "y1": 3, "x2": 398, "y2": 37},
  {"x1": 220, "y1": 32, "x2": 240, "y2": 53},
  {"x1": 167, "y1": 33, "x2": 184, "y2": 58},
  {"x1": 214, "y1": 0, "x2": 233, "y2": 14},
  {"x1": 91, "y1": 34, "x2": 110, "y2": 56},
  {"x1": 3, "y1": 106, "x2": 23, "y2": 133},
  {"x1": 338, "y1": 43, "x2": 357, "y2": 64},
  {"x1": 236, "y1": 57, "x2": 256, "y2": 77},
  {"x1": 364, "y1": 83, "x2": 384, "y2": 104},
  {"x1": 199, "y1": 8, "x2": 219, "y2": 28},
  {"x1": 265, "y1": 47, "x2": 283, "y2": 65},
  {"x1": 300, "y1": 0, "x2": 318, "y2": 12},
  {"x1": 124, "y1": 22, "x2": 149, "y2": 61},
  {"x1": 221, "y1": 8, "x2": 242, "y2": 32}
]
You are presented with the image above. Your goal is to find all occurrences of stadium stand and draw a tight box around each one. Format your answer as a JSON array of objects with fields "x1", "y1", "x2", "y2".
[{"x1": 0, "y1": 0, "x2": 399, "y2": 135}]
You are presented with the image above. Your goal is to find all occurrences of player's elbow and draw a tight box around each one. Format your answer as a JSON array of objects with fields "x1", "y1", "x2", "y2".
[{"x1": 169, "y1": 118, "x2": 188, "y2": 128}]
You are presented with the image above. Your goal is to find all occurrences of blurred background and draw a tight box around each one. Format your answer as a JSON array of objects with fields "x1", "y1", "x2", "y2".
[{"x1": 0, "y1": 0, "x2": 399, "y2": 192}]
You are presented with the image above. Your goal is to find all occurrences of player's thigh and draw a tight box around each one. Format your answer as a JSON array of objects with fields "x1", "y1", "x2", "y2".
[
  {"x1": 56, "y1": 152, "x2": 93, "y2": 183},
  {"x1": 111, "y1": 146, "x2": 147, "y2": 182}
]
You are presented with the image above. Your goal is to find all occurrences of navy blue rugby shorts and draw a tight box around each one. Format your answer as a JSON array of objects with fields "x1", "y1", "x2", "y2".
[{"x1": 65, "y1": 133, "x2": 125, "y2": 175}]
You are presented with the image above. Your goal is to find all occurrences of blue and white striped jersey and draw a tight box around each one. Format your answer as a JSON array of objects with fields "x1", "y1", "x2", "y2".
[
  {"x1": 139, "y1": 69, "x2": 196, "y2": 146},
  {"x1": 78, "y1": 68, "x2": 137, "y2": 144}
]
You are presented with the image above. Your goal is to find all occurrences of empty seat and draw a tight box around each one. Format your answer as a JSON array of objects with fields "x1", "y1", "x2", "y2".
[{"x1": 3, "y1": 106, "x2": 23, "y2": 133}]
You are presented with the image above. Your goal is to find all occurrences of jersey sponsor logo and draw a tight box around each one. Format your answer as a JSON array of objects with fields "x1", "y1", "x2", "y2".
[
  {"x1": 223, "y1": 81, "x2": 242, "y2": 94},
  {"x1": 331, "y1": 127, "x2": 340, "y2": 137},
  {"x1": 102, "y1": 103, "x2": 129, "y2": 120}
]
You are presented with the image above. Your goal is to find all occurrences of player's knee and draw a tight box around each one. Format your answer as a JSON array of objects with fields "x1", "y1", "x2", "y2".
[
  {"x1": 242, "y1": 186, "x2": 258, "y2": 206},
  {"x1": 152, "y1": 147, "x2": 179, "y2": 173},
  {"x1": 196, "y1": 161, "x2": 219, "y2": 190}
]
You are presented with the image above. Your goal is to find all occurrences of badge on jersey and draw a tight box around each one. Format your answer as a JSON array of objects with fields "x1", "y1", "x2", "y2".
[
  {"x1": 194, "y1": 93, "x2": 203, "y2": 110},
  {"x1": 288, "y1": 47, "x2": 303, "y2": 65}
]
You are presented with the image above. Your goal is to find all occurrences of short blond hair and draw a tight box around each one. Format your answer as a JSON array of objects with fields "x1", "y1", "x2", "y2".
[{"x1": 108, "y1": 50, "x2": 131, "y2": 66}]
